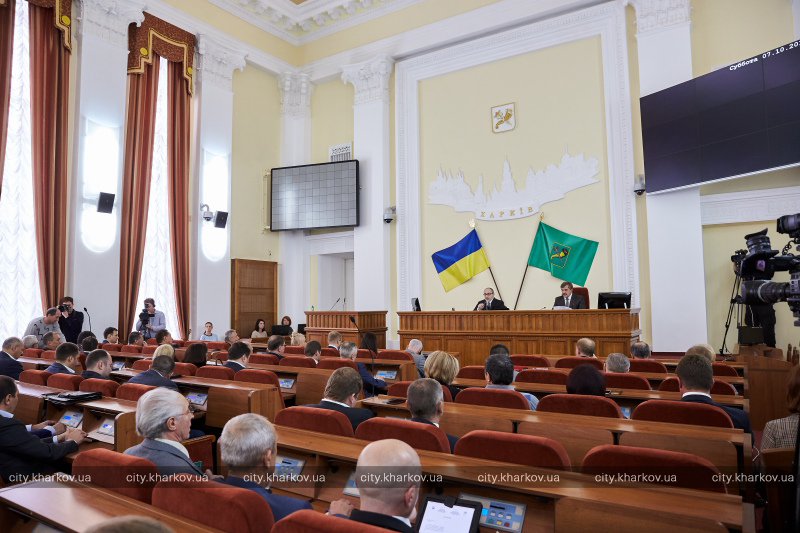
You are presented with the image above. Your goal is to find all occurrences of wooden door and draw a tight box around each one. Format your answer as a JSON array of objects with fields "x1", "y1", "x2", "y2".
[{"x1": 231, "y1": 259, "x2": 277, "y2": 339}]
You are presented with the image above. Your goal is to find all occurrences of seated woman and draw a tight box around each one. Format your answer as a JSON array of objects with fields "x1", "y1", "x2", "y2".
[
  {"x1": 566, "y1": 364, "x2": 606, "y2": 396},
  {"x1": 280, "y1": 315, "x2": 293, "y2": 333},
  {"x1": 251, "y1": 319, "x2": 269, "y2": 340},
  {"x1": 153, "y1": 343, "x2": 175, "y2": 359},
  {"x1": 424, "y1": 350, "x2": 461, "y2": 400},
  {"x1": 182, "y1": 343, "x2": 208, "y2": 369},
  {"x1": 762, "y1": 365, "x2": 800, "y2": 450}
]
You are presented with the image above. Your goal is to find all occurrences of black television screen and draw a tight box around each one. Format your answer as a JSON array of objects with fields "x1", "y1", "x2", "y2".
[
  {"x1": 641, "y1": 40, "x2": 800, "y2": 193},
  {"x1": 597, "y1": 292, "x2": 631, "y2": 309},
  {"x1": 270, "y1": 160, "x2": 359, "y2": 231}
]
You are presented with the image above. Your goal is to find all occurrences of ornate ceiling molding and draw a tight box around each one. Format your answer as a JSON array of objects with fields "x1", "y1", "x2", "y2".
[
  {"x1": 341, "y1": 55, "x2": 393, "y2": 105},
  {"x1": 628, "y1": 0, "x2": 691, "y2": 34},
  {"x1": 207, "y1": 0, "x2": 421, "y2": 45},
  {"x1": 197, "y1": 34, "x2": 248, "y2": 91},
  {"x1": 279, "y1": 72, "x2": 313, "y2": 116},
  {"x1": 78, "y1": 0, "x2": 146, "y2": 47}
]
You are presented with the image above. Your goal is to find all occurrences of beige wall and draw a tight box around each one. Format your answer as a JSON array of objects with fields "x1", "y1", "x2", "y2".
[
  {"x1": 311, "y1": 79, "x2": 354, "y2": 165},
  {"x1": 230, "y1": 66, "x2": 282, "y2": 261}
]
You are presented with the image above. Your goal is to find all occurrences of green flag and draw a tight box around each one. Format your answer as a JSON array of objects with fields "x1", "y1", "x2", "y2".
[{"x1": 528, "y1": 222, "x2": 598, "y2": 286}]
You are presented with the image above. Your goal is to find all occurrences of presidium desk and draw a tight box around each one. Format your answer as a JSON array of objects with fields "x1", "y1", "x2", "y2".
[{"x1": 398, "y1": 309, "x2": 641, "y2": 368}]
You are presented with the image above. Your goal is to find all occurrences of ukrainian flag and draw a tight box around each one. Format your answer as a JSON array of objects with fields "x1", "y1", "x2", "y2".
[{"x1": 431, "y1": 230, "x2": 490, "y2": 292}]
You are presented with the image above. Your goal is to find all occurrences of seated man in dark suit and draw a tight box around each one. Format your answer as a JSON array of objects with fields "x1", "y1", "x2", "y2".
[
  {"x1": 266, "y1": 335, "x2": 286, "y2": 361},
  {"x1": 81, "y1": 349, "x2": 113, "y2": 380},
  {"x1": 124, "y1": 387, "x2": 209, "y2": 476},
  {"x1": 128, "y1": 354, "x2": 179, "y2": 391},
  {"x1": 350, "y1": 439, "x2": 419, "y2": 532},
  {"x1": 677, "y1": 353, "x2": 751, "y2": 433},
  {"x1": 219, "y1": 413, "x2": 352, "y2": 521},
  {"x1": 101, "y1": 327, "x2": 119, "y2": 346},
  {"x1": 553, "y1": 281, "x2": 587, "y2": 309},
  {"x1": 81, "y1": 336, "x2": 99, "y2": 354},
  {"x1": 339, "y1": 342, "x2": 387, "y2": 397},
  {"x1": 474, "y1": 287, "x2": 508, "y2": 311},
  {"x1": 305, "y1": 367, "x2": 374, "y2": 431},
  {"x1": 223, "y1": 341, "x2": 251, "y2": 373},
  {"x1": 0, "y1": 376, "x2": 86, "y2": 482},
  {"x1": 42, "y1": 331, "x2": 62, "y2": 352},
  {"x1": 44, "y1": 342, "x2": 81, "y2": 375},
  {"x1": 630, "y1": 341, "x2": 651, "y2": 359},
  {"x1": 304, "y1": 340, "x2": 322, "y2": 365},
  {"x1": 0, "y1": 337, "x2": 24, "y2": 380},
  {"x1": 406, "y1": 378, "x2": 458, "y2": 452}
]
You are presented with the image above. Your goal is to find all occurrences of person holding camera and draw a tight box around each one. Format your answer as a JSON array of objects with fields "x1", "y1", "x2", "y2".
[
  {"x1": 135, "y1": 298, "x2": 166, "y2": 340},
  {"x1": 56, "y1": 297, "x2": 84, "y2": 344},
  {"x1": 23, "y1": 308, "x2": 64, "y2": 349}
]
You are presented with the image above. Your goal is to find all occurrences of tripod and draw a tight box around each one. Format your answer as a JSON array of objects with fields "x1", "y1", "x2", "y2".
[{"x1": 720, "y1": 270, "x2": 743, "y2": 357}]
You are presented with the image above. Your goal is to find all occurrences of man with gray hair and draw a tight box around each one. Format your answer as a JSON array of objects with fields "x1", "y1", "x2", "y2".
[
  {"x1": 21, "y1": 335, "x2": 39, "y2": 349},
  {"x1": 224, "y1": 329, "x2": 240, "y2": 346},
  {"x1": 128, "y1": 354, "x2": 179, "y2": 391},
  {"x1": 351, "y1": 439, "x2": 420, "y2": 532},
  {"x1": 124, "y1": 388, "x2": 208, "y2": 476},
  {"x1": 630, "y1": 341, "x2": 651, "y2": 359},
  {"x1": 218, "y1": 414, "x2": 351, "y2": 521},
  {"x1": 405, "y1": 339, "x2": 424, "y2": 377},
  {"x1": 604, "y1": 353, "x2": 630, "y2": 373},
  {"x1": 407, "y1": 378, "x2": 458, "y2": 452},
  {"x1": 339, "y1": 342, "x2": 387, "y2": 397},
  {"x1": 0, "y1": 337, "x2": 24, "y2": 380},
  {"x1": 24, "y1": 308, "x2": 63, "y2": 348}
]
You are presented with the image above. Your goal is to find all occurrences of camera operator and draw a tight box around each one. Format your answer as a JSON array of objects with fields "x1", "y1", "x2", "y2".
[
  {"x1": 56, "y1": 297, "x2": 84, "y2": 344},
  {"x1": 134, "y1": 298, "x2": 166, "y2": 340}
]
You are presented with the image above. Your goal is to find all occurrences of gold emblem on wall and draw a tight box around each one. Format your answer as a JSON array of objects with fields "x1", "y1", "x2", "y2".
[{"x1": 491, "y1": 103, "x2": 515, "y2": 133}]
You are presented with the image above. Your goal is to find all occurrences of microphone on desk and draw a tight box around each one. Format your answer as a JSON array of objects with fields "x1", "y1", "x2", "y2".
[
  {"x1": 329, "y1": 298, "x2": 341, "y2": 311},
  {"x1": 83, "y1": 307, "x2": 93, "y2": 335}
]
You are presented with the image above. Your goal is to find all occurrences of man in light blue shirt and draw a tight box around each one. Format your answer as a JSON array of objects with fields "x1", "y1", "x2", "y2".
[
  {"x1": 485, "y1": 353, "x2": 539, "y2": 410},
  {"x1": 135, "y1": 298, "x2": 166, "y2": 340}
]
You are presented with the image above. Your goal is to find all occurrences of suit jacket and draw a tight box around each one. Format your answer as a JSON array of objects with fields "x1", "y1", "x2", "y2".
[
  {"x1": 350, "y1": 509, "x2": 413, "y2": 533},
  {"x1": 410, "y1": 417, "x2": 458, "y2": 452},
  {"x1": 0, "y1": 415, "x2": 78, "y2": 482},
  {"x1": 124, "y1": 438, "x2": 203, "y2": 476},
  {"x1": 305, "y1": 400, "x2": 374, "y2": 432},
  {"x1": 223, "y1": 361, "x2": 246, "y2": 373},
  {"x1": 220, "y1": 475, "x2": 312, "y2": 522},
  {"x1": 553, "y1": 294, "x2": 587, "y2": 309},
  {"x1": 358, "y1": 362, "x2": 387, "y2": 397},
  {"x1": 408, "y1": 350, "x2": 425, "y2": 378},
  {"x1": 267, "y1": 351, "x2": 285, "y2": 361},
  {"x1": 44, "y1": 362, "x2": 74, "y2": 375},
  {"x1": 0, "y1": 352, "x2": 23, "y2": 380},
  {"x1": 128, "y1": 369, "x2": 179, "y2": 391},
  {"x1": 682, "y1": 394, "x2": 752, "y2": 434},
  {"x1": 81, "y1": 370, "x2": 111, "y2": 380},
  {"x1": 473, "y1": 298, "x2": 509, "y2": 311}
]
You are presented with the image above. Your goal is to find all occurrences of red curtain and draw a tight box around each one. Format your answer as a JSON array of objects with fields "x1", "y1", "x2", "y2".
[
  {"x1": 167, "y1": 60, "x2": 191, "y2": 340},
  {"x1": 29, "y1": 1, "x2": 69, "y2": 311},
  {"x1": 118, "y1": 58, "x2": 161, "y2": 334},
  {"x1": 0, "y1": 0, "x2": 15, "y2": 198}
]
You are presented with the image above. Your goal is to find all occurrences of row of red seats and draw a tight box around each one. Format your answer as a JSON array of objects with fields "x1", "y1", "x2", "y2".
[{"x1": 19, "y1": 370, "x2": 156, "y2": 401}]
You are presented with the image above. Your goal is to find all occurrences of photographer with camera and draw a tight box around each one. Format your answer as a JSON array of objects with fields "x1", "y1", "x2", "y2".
[
  {"x1": 134, "y1": 298, "x2": 166, "y2": 340},
  {"x1": 23, "y1": 308, "x2": 64, "y2": 349},
  {"x1": 56, "y1": 297, "x2": 83, "y2": 344}
]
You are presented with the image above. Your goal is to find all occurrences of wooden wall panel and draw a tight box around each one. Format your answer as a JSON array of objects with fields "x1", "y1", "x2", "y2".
[{"x1": 231, "y1": 259, "x2": 277, "y2": 340}]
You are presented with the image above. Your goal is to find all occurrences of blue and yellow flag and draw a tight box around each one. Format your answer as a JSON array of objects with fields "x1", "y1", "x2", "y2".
[{"x1": 431, "y1": 230, "x2": 490, "y2": 292}]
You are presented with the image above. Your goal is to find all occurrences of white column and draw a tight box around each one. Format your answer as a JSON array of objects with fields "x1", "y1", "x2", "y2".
[
  {"x1": 70, "y1": 0, "x2": 146, "y2": 333},
  {"x1": 278, "y1": 73, "x2": 313, "y2": 326},
  {"x1": 630, "y1": 0, "x2": 704, "y2": 351},
  {"x1": 342, "y1": 56, "x2": 393, "y2": 312},
  {"x1": 192, "y1": 34, "x2": 246, "y2": 339},
  {"x1": 793, "y1": 0, "x2": 800, "y2": 39}
]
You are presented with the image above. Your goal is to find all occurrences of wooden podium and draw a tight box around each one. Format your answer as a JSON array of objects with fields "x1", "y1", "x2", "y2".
[
  {"x1": 305, "y1": 311, "x2": 388, "y2": 349},
  {"x1": 398, "y1": 309, "x2": 641, "y2": 367}
]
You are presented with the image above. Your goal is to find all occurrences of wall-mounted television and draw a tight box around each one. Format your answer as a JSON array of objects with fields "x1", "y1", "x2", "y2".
[
  {"x1": 270, "y1": 160, "x2": 359, "y2": 231},
  {"x1": 641, "y1": 40, "x2": 800, "y2": 194}
]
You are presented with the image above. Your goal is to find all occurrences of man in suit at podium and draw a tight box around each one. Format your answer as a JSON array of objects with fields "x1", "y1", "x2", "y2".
[
  {"x1": 553, "y1": 281, "x2": 587, "y2": 309},
  {"x1": 474, "y1": 288, "x2": 508, "y2": 311}
]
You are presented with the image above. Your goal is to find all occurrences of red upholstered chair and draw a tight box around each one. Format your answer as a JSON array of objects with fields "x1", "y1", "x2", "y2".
[
  {"x1": 212, "y1": 351, "x2": 228, "y2": 362},
  {"x1": 283, "y1": 345, "x2": 304, "y2": 355},
  {"x1": 631, "y1": 400, "x2": 733, "y2": 428},
  {"x1": 510, "y1": 355, "x2": 551, "y2": 367},
  {"x1": 103, "y1": 344, "x2": 123, "y2": 352},
  {"x1": 657, "y1": 377, "x2": 680, "y2": 392},
  {"x1": 23, "y1": 348, "x2": 42, "y2": 358},
  {"x1": 73, "y1": 449, "x2": 159, "y2": 503},
  {"x1": 273, "y1": 510, "x2": 387, "y2": 533},
  {"x1": 141, "y1": 345, "x2": 157, "y2": 355},
  {"x1": 172, "y1": 340, "x2": 185, "y2": 347},
  {"x1": 41, "y1": 350, "x2": 56, "y2": 360},
  {"x1": 321, "y1": 348, "x2": 339, "y2": 358},
  {"x1": 146, "y1": 338, "x2": 158, "y2": 345},
  {"x1": 386, "y1": 381, "x2": 452, "y2": 402},
  {"x1": 78, "y1": 353, "x2": 87, "y2": 371},
  {"x1": 182, "y1": 435, "x2": 216, "y2": 472},
  {"x1": 235, "y1": 369, "x2": 285, "y2": 408},
  {"x1": 355, "y1": 418, "x2": 450, "y2": 453},
  {"x1": 318, "y1": 358, "x2": 358, "y2": 371},
  {"x1": 455, "y1": 430, "x2": 571, "y2": 469},
  {"x1": 249, "y1": 353, "x2": 279, "y2": 365},
  {"x1": 196, "y1": 366, "x2": 235, "y2": 380},
  {"x1": 603, "y1": 373, "x2": 652, "y2": 391},
  {"x1": 80, "y1": 378, "x2": 120, "y2": 397},
  {"x1": 456, "y1": 366, "x2": 487, "y2": 380},
  {"x1": 376, "y1": 350, "x2": 414, "y2": 362},
  {"x1": 152, "y1": 479, "x2": 274, "y2": 532},
  {"x1": 515, "y1": 369, "x2": 568, "y2": 385},
  {"x1": 455, "y1": 388, "x2": 531, "y2": 410},
  {"x1": 132, "y1": 359, "x2": 152, "y2": 371},
  {"x1": 710, "y1": 380, "x2": 737, "y2": 396},
  {"x1": 582, "y1": 444, "x2": 726, "y2": 493},
  {"x1": 19, "y1": 370, "x2": 52, "y2": 386},
  {"x1": 572, "y1": 286, "x2": 590, "y2": 308},
  {"x1": 47, "y1": 374, "x2": 84, "y2": 391},
  {"x1": 279, "y1": 356, "x2": 316, "y2": 368},
  {"x1": 628, "y1": 359, "x2": 668, "y2": 373},
  {"x1": 184, "y1": 341, "x2": 203, "y2": 347},
  {"x1": 121, "y1": 345, "x2": 143, "y2": 353},
  {"x1": 275, "y1": 406, "x2": 354, "y2": 438},
  {"x1": 172, "y1": 362, "x2": 197, "y2": 376},
  {"x1": 116, "y1": 383, "x2": 156, "y2": 402},
  {"x1": 555, "y1": 357, "x2": 603, "y2": 370},
  {"x1": 712, "y1": 363, "x2": 738, "y2": 377},
  {"x1": 206, "y1": 341, "x2": 228, "y2": 351},
  {"x1": 537, "y1": 394, "x2": 623, "y2": 419}
]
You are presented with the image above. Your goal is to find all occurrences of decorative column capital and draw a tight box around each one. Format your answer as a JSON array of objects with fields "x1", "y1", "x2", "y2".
[
  {"x1": 279, "y1": 72, "x2": 313, "y2": 117},
  {"x1": 628, "y1": 0, "x2": 690, "y2": 34},
  {"x1": 341, "y1": 55, "x2": 394, "y2": 105},
  {"x1": 78, "y1": 0, "x2": 146, "y2": 47},
  {"x1": 197, "y1": 34, "x2": 247, "y2": 91}
]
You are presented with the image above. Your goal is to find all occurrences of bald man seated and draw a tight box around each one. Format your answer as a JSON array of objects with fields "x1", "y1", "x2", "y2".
[{"x1": 350, "y1": 439, "x2": 420, "y2": 532}]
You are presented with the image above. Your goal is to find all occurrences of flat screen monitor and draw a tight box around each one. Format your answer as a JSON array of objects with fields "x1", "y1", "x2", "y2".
[
  {"x1": 271, "y1": 325, "x2": 292, "y2": 336},
  {"x1": 597, "y1": 292, "x2": 631, "y2": 309},
  {"x1": 279, "y1": 378, "x2": 296, "y2": 389},
  {"x1": 412, "y1": 297, "x2": 422, "y2": 311},
  {"x1": 375, "y1": 370, "x2": 397, "y2": 380}
]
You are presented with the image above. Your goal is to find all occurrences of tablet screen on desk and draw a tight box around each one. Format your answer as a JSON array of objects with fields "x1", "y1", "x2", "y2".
[
  {"x1": 417, "y1": 495, "x2": 481, "y2": 533},
  {"x1": 59, "y1": 410, "x2": 83, "y2": 428},
  {"x1": 97, "y1": 419, "x2": 115, "y2": 437},
  {"x1": 343, "y1": 471, "x2": 360, "y2": 497},
  {"x1": 279, "y1": 378, "x2": 295, "y2": 389},
  {"x1": 274, "y1": 455, "x2": 305, "y2": 479},
  {"x1": 111, "y1": 361, "x2": 126, "y2": 371},
  {"x1": 620, "y1": 406, "x2": 631, "y2": 419},
  {"x1": 186, "y1": 392, "x2": 208, "y2": 407},
  {"x1": 375, "y1": 370, "x2": 397, "y2": 380}
]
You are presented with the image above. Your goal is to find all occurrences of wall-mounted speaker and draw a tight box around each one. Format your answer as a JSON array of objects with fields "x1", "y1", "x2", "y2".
[
  {"x1": 97, "y1": 192, "x2": 115, "y2": 213},
  {"x1": 214, "y1": 211, "x2": 228, "y2": 228}
]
